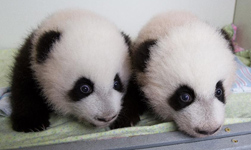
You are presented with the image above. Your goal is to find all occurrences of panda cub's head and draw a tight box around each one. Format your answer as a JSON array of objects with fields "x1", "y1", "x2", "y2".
[
  {"x1": 133, "y1": 11, "x2": 236, "y2": 137},
  {"x1": 31, "y1": 9, "x2": 131, "y2": 127}
]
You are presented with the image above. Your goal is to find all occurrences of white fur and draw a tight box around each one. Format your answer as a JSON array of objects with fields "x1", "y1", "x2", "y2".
[
  {"x1": 30, "y1": 9, "x2": 131, "y2": 127},
  {"x1": 134, "y1": 11, "x2": 236, "y2": 137}
]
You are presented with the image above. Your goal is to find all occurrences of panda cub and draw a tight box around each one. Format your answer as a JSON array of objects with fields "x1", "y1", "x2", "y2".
[
  {"x1": 114, "y1": 11, "x2": 236, "y2": 137},
  {"x1": 10, "y1": 9, "x2": 131, "y2": 132}
]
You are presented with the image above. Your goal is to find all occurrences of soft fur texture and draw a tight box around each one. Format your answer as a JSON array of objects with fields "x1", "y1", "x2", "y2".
[
  {"x1": 115, "y1": 11, "x2": 236, "y2": 137},
  {"x1": 10, "y1": 9, "x2": 131, "y2": 132}
]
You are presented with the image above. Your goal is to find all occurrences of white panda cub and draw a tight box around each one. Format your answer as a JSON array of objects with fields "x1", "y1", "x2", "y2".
[
  {"x1": 114, "y1": 11, "x2": 236, "y2": 137},
  {"x1": 10, "y1": 9, "x2": 131, "y2": 132}
]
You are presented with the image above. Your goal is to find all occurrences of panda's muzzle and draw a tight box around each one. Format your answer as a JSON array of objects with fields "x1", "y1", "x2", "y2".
[{"x1": 195, "y1": 126, "x2": 221, "y2": 135}]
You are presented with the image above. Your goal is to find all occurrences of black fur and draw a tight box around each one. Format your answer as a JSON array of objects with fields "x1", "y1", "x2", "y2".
[
  {"x1": 110, "y1": 40, "x2": 157, "y2": 129},
  {"x1": 121, "y1": 32, "x2": 132, "y2": 55},
  {"x1": 10, "y1": 34, "x2": 51, "y2": 132},
  {"x1": 220, "y1": 29, "x2": 234, "y2": 53},
  {"x1": 121, "y1": 32, "x2": 131, "y2": 47},
  {"x1": 168, "y1": 85, "x2": 196, "y2": 111},
  {"x1": 68, "y1": 77, "x2": 94, "y2": 102},
  {"x1": 215, "y1": 81, "x2": 225, "y2": 104},
  {"x1": 110, "y1": 75, "x2": 147, "y2": 129},
  {"x1": 133, "y1": 40, "x2": 157, "y2": 72},
  {"x1": 36, "y1": 31, "x2": 61, "y2": 63}
]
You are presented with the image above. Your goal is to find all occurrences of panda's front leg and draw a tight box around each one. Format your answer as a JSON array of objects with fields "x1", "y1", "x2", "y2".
[
  {"x1": 10, "y1": 68, "x2": 51, "y2": 132},
  {"x1": 110, "y1": 76, "x2": 147, "y2": 129},
  {"x1": 10, "y1": 84, "x2": 51, "y2": 132},
  {"x1": 10, "y1": 87, "x2": 51, "y2": 132},
  {"x1": 11, "y1": 106, "x2": 50, "y2": 132}
]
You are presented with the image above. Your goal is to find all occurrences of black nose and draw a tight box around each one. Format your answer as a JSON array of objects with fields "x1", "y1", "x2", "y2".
[
  {"x1": 195, "y1": 127, "x2": 220, "y2": 135},
  {"x1": 96, "y1": 115, "x2": 117, "y2": 122}
]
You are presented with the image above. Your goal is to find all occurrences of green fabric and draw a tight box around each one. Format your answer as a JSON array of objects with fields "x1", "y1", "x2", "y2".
[
  {"x1": 222, "y1": 25, "x2": 251, "y2": 66},
  {"x1": 236, "y1": 50, "x2": 251, "y2": 66},
  {"x1": 1, "y1": 49, "x2": 251, "y2": 149},
  {"x1": 222, "y1": 24, "x2": 234, "y2": 38},
  {"x1": 0, "y1": 49, "x2": 17, "y2": 88}
]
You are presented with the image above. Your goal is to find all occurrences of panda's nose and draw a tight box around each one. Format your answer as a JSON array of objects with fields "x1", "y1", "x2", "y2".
[
  {"x1": 195, "y1": 127, "x2": 220, "y2": 135},
  {"x1": 95, "y1": 115, "x2": 117, "y2": 122}
]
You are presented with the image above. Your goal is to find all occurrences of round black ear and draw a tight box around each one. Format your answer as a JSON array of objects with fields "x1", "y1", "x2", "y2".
[
  {"x1": 133, "y1": 40, "x2": 157, "y2": 72},
  {"x1": 220, "y1": 29, "x2": 234, "y2": 53},
  {"x1": 36, "y1": 31, "x2": 61, "y2": 63}
]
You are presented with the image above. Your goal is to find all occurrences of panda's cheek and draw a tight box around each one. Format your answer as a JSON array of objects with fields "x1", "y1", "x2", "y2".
[
  {"x1": 212, "y1": 98, "x2": 225, "y2": 124},
  {"x1": 72, "y1": 96, "x2": 98, "y2": 117},
  {"x1": 109, "y1": 91, "x2": 123, "y2": 112},
  {"x1": 172, "y1": 108, "x2": 192, "y2": 125},
  {"x1": 173, "y1": 111, "x2": 195, "y2": 136},
  {"x1": 172, "y1": 104, "x2": 202, "y2": 128}
]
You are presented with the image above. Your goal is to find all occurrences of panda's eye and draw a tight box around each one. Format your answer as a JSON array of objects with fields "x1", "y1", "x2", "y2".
[
  {"x1": 215, "y1": 81, "x2": 225, "y2": 103},
  {"x1": 113, "y1": 74, "x2": 123, "y2": 92},
  {"x1": 80, "y1": 84, "x2": 93, "y2": 94},
  {"x1": 114, "y1": 81, "x2": 121, "y2": 90},
  {"x1": 215, "y1": 88, "x2": 222, "y2": 97},
  {"x1": 179, "y1": 93, "x2": 192, "y2": 102}
]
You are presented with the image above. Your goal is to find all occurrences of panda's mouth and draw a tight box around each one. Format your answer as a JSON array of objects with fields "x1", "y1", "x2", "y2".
[
  {"x1": 195, "y1": 126, "x2": 221, "y2": 135},
  {"x1": 95, "y1": 115, "x2": 117, "y2": 123},
  {"x1": 90, "y1": 114, "x2": 118, "y2": 127}
]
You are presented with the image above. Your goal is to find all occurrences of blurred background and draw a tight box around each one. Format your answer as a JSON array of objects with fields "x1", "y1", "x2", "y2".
[{"x1": 0, "y1": 0, "x2": 249, "y2": 50}]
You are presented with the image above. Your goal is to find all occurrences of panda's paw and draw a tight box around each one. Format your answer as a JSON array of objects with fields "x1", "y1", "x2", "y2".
[
  {"x1": 109, "y1": 114, "x2": 140, "y2": 129},
  {"x1": 11, "y1": 117, "x2": 50, "y2": 132}
]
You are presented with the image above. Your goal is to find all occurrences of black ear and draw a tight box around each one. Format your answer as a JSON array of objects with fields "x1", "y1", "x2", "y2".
[
  {"x1": 133, "y1": 40, "x2": 157, "y2": 72},
  {"x1": 36, "y1": 31, "x2": 61, "y2": 63},
  {"x1": 121, "y1": 32, "x2": 132, "y2": 55},
  {"x1": 220, "y1": 29, "x2": 234, "y2": 53}
]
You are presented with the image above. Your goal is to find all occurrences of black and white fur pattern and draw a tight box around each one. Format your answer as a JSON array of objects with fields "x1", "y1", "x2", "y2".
[
  {"x1": 10, "y1": 9, "x2": 131, "y2": 132},
  {"x1": 114, "y1": 11, "x2": 236, "y2": 137}
]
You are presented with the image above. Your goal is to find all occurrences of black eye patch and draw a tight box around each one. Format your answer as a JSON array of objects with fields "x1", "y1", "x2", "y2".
[
  {"x1": 168, "y1": 85, "x2": 196, "y2": 111},
  {"x1": 215, "y1": 81, "x2": 225, "y2": 104},
  {"x1": 68, "y1": 77, "x2": 94, "y2": 102}
]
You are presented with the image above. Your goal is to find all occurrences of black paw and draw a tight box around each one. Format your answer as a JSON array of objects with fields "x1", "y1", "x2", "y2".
[
  {"x1": 110, "y1": 114, "x2": 140, "y2": 129},
  {"x1": 11, "y1": 116, "x2": 50, "y2": 132}
]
